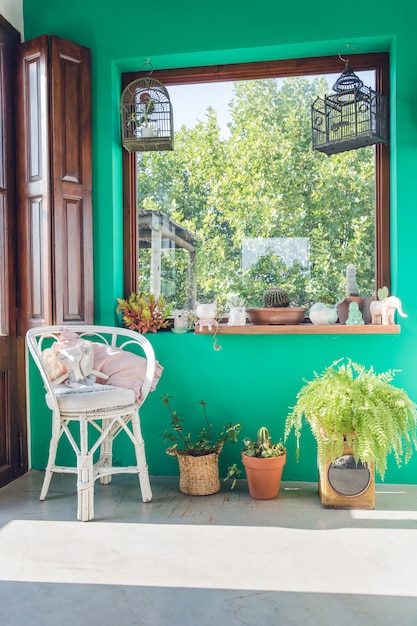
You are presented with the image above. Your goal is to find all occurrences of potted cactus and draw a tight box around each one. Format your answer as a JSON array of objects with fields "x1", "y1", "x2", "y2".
[
  {"x1": 246, "y1": 287, "x2": 307, "y2": 324},
  {"x1": 337, "y1": 263, "x2": 375, "y2": 324},
  {"x1": 241, "y1": 426, "x2": 286, "y2": 499}
]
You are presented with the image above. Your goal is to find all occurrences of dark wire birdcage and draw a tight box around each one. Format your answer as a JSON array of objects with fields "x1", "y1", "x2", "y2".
[
  {"x1": 121, "y1": 76, "x2": 174, "y2": 152},
  {"x1": 311, "y1": 62, "x2": 387, "y2": 155}
]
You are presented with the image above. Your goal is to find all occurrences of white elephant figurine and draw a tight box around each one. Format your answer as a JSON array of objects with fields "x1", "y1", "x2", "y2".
[
  {"x1": 370, "y1": 296, "x2": 408, "y2": 325},
  {"x1": 195, "y1": 302, "x2": 217, "y2": 331},
  {"x1": 309, "y1": 303, "x2": 339, "y2": 325}
]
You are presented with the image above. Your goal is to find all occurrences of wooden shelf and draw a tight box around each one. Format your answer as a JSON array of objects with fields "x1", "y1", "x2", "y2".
[{"x1": 195, "y1": 324, "x2": 400, "y2": 335}]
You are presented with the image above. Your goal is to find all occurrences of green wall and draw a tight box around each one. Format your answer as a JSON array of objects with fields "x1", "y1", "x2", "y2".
[{"x1": 23, "y1": 0, "x2": 417, "y2": 484}]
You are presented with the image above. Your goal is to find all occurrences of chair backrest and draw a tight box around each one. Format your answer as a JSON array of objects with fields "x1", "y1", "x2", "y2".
[{"x1": 26, "y1": 325, "x2": 157, "y2": 410}]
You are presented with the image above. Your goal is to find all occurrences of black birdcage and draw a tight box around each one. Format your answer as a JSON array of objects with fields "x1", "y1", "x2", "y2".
[
  {"x1": 121, "y1": 76, "x2": 174, "y2": 152},
  {"x1": 311, "y1": 61, "x2": 387, "y2": 155}
]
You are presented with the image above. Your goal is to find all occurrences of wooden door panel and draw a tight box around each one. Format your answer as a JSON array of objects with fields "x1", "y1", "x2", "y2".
[
  {"x1": 50, "y1": 36, "x2": 93, "y2": 325},
  {"x1": 16, "y1": 35, "x2": 52, "y2": 331},
  {"x1": 16, "y1": 35, "x2": 93, "y2": 332},
  {"x1": 0, "y1": 15, "x2": 26, "y2": 487},
  {"x1": 0, "y1": 336, "x2": 20, "y2": 486},
  {"x1": 0, "y1": 26, "x2": 93, "y2": 488}
]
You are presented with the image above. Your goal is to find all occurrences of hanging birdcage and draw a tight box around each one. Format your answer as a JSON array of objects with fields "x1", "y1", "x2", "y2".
[
  {"x1": 121, "y1": 76, "x2": 174, "y2": 152},
  {"x1": 311, "y1": 61, "x2": 387, "y2": 155}
]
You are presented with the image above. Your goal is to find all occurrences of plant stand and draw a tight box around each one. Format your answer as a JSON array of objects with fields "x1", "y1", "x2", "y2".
[
  {"x1": 242, "y1": 453, "x2": 286, "y2": 500},
  {"x1": 318, "y1": 446, "x2": 375, "y2": 509},
  {"x1": 167, "y1": 448, "x2": 221, "y2": 495}
]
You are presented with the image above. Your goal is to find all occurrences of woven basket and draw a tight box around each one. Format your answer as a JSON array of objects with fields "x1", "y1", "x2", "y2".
[{"x1": 167, "y1": 448, "x2": 221, "y2": 496}]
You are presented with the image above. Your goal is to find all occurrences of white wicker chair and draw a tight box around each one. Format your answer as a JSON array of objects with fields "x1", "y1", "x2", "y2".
[{"x1": 26, "y1": 325, "x2": 156, "y2": 521}]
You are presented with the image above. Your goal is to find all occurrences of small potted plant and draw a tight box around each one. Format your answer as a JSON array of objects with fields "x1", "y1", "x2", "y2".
[
  {"x1": 246, "y1": 287, "x2": 307, "y2": 325},
  {"x1": 284, "y1": 358, "x2": 417, "y2": 507},
  {"x1": 116, "y1": 292, "x2": 171, "y2": 333},
  {"x1": 138, "y1": 91, "x2": 156, "y2": 137},
  {"x1": 125, "y1": 92, "x2": 156, "y2": 138},
  {"x1": 336, "y1": 263, "x2": 375, "y2": 324},
  {"x1": 241, "y1": 426, "x2": 286, "y2": 500},
  {"x1": 161, "y1": 395, "x2": 241, "y2": 495},
  {"x1": 194, "y1": 297, "x2": 227, "y2": 351}
]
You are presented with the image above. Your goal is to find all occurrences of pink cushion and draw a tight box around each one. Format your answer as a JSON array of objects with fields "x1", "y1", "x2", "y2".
[
  {"x1": 54, "y1": 329, "x2": 163, "y2": 402},
  {"x1": 92, "y1": 343, "x2": 163, "y2": 401}
]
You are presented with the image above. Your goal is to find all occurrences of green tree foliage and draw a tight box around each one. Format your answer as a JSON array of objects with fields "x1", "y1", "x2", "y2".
[{"x1": 137, "y1": 77, "x2": 375, "y2": 308}]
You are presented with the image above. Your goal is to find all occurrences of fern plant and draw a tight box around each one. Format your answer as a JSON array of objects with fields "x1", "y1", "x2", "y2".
[{"x1": 284, "y1": 359, "x2": 417, "y2": 479}]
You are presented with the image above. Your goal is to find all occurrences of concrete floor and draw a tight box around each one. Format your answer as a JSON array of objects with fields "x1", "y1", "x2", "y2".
[{"x1": 0, "y1": 472, "x2": 416, "y2": 626}]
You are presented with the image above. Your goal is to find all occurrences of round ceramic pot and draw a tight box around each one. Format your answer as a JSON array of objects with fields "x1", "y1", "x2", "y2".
[{"x1": 242, "y1": 452, "x2": 286, "y2": 500}]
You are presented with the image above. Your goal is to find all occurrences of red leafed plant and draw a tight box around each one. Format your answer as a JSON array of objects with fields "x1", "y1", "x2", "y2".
[{"x1": 116, "y1": 292, "x2": 171, "y2": 333}]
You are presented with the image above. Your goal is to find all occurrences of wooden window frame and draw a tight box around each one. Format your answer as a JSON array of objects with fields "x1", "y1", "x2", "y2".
[{"x1": 122, "y1": 53, "x2": 390, "y2": 297}]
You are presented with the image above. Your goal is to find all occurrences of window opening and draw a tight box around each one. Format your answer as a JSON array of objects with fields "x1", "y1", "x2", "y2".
[{"x1": 123, "y1": 54, "x2": 389, "y2": 311}]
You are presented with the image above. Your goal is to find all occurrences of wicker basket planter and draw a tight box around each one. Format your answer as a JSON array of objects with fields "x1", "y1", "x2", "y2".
[{"x1": 167, "y1": 447, "x2": 221, "y2": 496}]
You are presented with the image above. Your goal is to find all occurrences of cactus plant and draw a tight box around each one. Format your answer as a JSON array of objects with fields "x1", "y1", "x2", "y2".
[
  {"x1": 243, "y1": 426, "x2": 286, "y2": 458},
  {"x1": 263, "y1": 287, "x2": 290, "y2": 308},
  {"x1": 242, "y1": 426, "x2": 286, "y2": 499},
  {"x1": 346, "y1": 263, "x2": 359, "y2": 296}
]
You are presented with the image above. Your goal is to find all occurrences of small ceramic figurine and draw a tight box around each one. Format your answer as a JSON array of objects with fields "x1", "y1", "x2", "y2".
[
  {"x1": 309, "y1": 303, "x2": 338, "y2": 325},
  {"x1": 370, "y1": 296, "x2": 408, "y2": 325},
  {"x1": 345, "y1": 301, "x2": 364, "y2": 325},
  {"x1": 173, "y1": 309, "x2": 189, "y2": 331},
  {"x1": 228, "y1": 306, "x2": 246, "y2": 326},
  {"x1": 195, "y1": 302, "x2": 217, "y2": 331}
]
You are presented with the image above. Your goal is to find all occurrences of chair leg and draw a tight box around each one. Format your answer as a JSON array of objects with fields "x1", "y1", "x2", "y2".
[
  {"x1": 77, "y1": 416, "x2": 94, "y2": 521},
  {"x1": 131, "y1": 410, "x2": 152, "y2": 502},
  {"x1": 99, "y1": 418, "x2": 113, "y2": 485},
  {"x1": 40, "y1": 413, "x2": 61, "y2": 501}
]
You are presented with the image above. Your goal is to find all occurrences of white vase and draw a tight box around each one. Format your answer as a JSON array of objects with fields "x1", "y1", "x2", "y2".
[
  {"x1": 309, "y1": 303, "x2": 338, "y2": 325},
  {"x1": 173, "y1": 309, "x2": 188, "y2": 330},
  {"x1": 195, "y1": 302, "x2": 217, "y2": 331},
  {"x1": 228, "y1": 306, "x2": 246, "y2": 325}
]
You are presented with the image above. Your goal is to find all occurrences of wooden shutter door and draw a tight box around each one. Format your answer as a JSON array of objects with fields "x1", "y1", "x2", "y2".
[
  {"x1": 16, "y1": 35, "x2": 52, "y2": 330},
  {"x1": 50, "y1": 36, "x2": 93, "y2": 325},
  {"x1": 0, "y1": 15, "x2": 27, "y2": 487},
  {"x1": 16, "y1": 35, "x2": 93, "y2": 333}
]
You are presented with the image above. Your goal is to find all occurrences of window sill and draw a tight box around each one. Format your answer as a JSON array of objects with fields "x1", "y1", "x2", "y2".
[{"x1": 194, "y1": 324, "x2": 400, "y2": 335}]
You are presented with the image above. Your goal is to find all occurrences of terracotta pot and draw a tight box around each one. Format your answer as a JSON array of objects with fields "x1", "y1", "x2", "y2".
[
  {"x1": 246, "y1": 308, "x2": 306, "y2": 325},
  {"x1": 242, "y1": 452, "x2": 286, "y2": 500}
]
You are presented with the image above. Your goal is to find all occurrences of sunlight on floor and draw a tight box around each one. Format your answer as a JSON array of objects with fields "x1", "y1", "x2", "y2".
[
  {"x1": 1, "y1": 519, "x2": 416, "y2": 597},
  {"x1": 350, "y1": 510, "x2": 417, "y2": 520}
]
